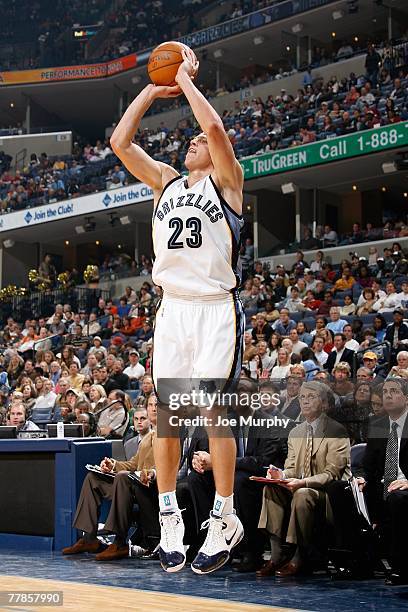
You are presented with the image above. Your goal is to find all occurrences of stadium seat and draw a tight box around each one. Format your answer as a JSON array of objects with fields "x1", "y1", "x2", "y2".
[
  {"x1": 350, "y1": 443, "x2": 367, "y2": 473},
  {"x1": 126, "y1": 390, "x2": 141, "y2": 403}
]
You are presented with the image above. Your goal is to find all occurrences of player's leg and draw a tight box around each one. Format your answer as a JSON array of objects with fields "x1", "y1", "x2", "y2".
[
  {"x1": 190, "y1": 294, "x2": 245, "y2": 574},
  {"x1": 152, "y1": 297, "x2": 193, "y2": 572}
]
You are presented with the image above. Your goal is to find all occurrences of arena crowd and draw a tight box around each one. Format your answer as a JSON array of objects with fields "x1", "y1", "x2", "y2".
[{"x1": 1, "y1": 236, "x2": 408, "y2": 582}]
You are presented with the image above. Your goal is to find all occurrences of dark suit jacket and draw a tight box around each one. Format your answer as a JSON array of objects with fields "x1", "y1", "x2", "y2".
[
  {"x1": 384, "y1": 322, "x2": 408, "y2": 347},
  {"x1": 188, "y1": 409, "x2": 291, "y2": 476},
  {"x1": 363, "y1": 414, "x2": 408, "y2": 521},
  {"x1": 324, "y1": 347, "x2": 355, "y2": 373},
  {"x1": 279, "y1": 397, "x2": 301, "y2": 421}
]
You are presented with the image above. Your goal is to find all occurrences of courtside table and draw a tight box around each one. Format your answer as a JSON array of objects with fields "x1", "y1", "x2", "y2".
[{"x1": 0, "y1": 438, "x2": 111, "y2": 551}]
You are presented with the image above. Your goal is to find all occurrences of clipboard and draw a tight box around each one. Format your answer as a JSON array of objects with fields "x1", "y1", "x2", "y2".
[
  {"x1": 249, "y1": 476, "x2": 289, "y2": 484},
  {"x1": 86, "y1": 464, "x2": 115, "y2": 478}
]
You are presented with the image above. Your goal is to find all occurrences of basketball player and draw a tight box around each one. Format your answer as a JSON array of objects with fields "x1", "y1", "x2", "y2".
[{"x1": 111, "y1": 48, "x2": 244, "y2": 574}]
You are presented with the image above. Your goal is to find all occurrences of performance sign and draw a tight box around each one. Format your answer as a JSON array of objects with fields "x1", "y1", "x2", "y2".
[
  {"x1": 0, "y1": 54, "x2": 137, "y2": 86},
  {"x1": 240, "y1": 122, "x2": 408, "y2": 179}
]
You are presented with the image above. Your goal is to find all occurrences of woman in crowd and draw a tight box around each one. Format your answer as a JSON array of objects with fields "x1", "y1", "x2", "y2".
[
  {"x1": 310, "y1": 316, "x2": 327, "y2": 337},
  {"x1": 296, "y1": 321, "x2": 313, "y2": 346},
  {"x1": 81, "y1": 377, "x2": 92, "y2": 399},
  {"x1": 34, "y1": 376, "x2": 46, "y2": 397},
  {"x1": 22, "y1": 382, "x2": 37, "y2": 413},
  {"x1": 356, "y1": 288, "x2": 376, "y2": 315},
  {"x1": 299, "y1": 347, "x2": 321, "y2": 380},
  {"x1": 373, "y1": 314, "x2": 387, "y2": 342},
  {"x1": 331, "y1": 381, "x2": 373, "y2": 444},
  {"x1": 89, "y1": 384, "x2": 107, "y2": 413},
  {"x1": 339, "y1": 294, "x2": 356, "y2": 316},
  {"x1": 370, "y1": 384, "x2": 385, "y2": 417},
  {"x1": 319, "y1": 328, "x2": 334, "y2": 353},
  {"x1": 247, "y1": 352, "x2": 263, "y2": 381},
  {"x1": 310, "y1": 250, "x2": 325, "y2": 273},
  {"x1": 7, "y1": 354, "x2": 24, "y2": 388},
  {"x1": 331, "y1": 362, "x2": 354, "y2": 398},
  {"x1": 268, "y1": 332, "x2": 282, "y2": 368},
  {"x1": 270, "y1": 347, "x2": 292, "y2": 380},
  {"x1": 76, "y1": 412, "x2": 97, "y2": 437},
  {"x1": 50, "y1": 361, "x2": 61, "y2": 386},
  {"x1": 73, "y1": 398, "x2": 92, "y2": 421}
]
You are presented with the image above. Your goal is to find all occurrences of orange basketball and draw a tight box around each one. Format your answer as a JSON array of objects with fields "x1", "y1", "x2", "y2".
[{"x1": 148, "y1": 41, "x2": 196, "y2": 86}]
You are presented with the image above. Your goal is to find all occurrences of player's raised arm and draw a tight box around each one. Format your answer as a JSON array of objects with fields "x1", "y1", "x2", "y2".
[
  {"x1": 175, "y1": 49, "x2": 243, "y2": 196},
  {"x1": 110, "y1": 84, "x2": 181, "y2": 192}
]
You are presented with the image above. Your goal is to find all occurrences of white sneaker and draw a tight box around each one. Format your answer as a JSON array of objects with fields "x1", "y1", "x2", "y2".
[
  {"x1": 158, "y1": 510, "x2": 186, "y2": 573},
  {"x1": 191, "y1": 511, "x2": 244, "y2": 575}
]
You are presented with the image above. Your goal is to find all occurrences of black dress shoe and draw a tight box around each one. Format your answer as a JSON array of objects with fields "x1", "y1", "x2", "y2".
[
  {"x1": 385, "y1": 572, "x2": 408, "y2": 586},
  {"x1": 140, "y1": 549, "x2": 160, "y2": 561},
  {"x1": 232, "y1": 554, "x2": 264, "y2": 573}
]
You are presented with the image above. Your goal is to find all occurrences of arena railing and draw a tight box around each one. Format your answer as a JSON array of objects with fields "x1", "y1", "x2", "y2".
[{"x1": 1, "y1": 287, "x2": 111, "y2": 324}]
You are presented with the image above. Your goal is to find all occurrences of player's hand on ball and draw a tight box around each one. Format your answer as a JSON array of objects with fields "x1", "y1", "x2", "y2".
[
  {"x1": 150, "y1": 84, "x2": 182, "y2": 98},
  {"x1": 176, "y1": 48, "x2": 199, "y2": 83}
]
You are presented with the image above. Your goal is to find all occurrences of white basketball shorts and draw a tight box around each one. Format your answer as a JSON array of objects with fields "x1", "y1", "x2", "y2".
[{"x1": 152, "y1": 291, "x2": 245, "y2": 402}]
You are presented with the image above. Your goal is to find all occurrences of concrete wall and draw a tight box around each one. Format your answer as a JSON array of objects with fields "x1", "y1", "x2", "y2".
[
  {"x1": 140, "y1": 54, "x2": 366, "y2": 131},
  {"x1": 0, "y1": 132, "x2": 72, "y2": 167},
  {"x1": 1, "y1": 242, "x2": 38, "y2": 286},
  {"x1": 95, "y1": 275, "x2": 152, "y2": 298}
]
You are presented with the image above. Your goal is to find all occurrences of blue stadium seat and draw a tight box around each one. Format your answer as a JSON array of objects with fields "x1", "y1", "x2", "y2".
[
  {"x1": 351, "y1": 443, "x2": 367, "y2": 473},
  {"x1": 126, "y1": 390, "x2": 141, "y2": 403}
]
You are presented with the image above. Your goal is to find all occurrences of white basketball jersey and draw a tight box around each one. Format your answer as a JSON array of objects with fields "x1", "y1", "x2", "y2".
[{"x1": 152, "y1": 175, "x2": 243, "y2": 297}]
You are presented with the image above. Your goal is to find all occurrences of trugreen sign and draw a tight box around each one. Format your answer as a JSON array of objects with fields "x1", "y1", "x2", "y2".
[{"x1": 240, "y1": 121, "x2": 408, "y2": 179}]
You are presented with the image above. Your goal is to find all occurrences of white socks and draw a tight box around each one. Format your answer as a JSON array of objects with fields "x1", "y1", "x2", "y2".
[
  {"x1": 212, "y1": 492, "x2": 234, "y2": 517},
  {"x1": 159, "y1": 491, "x2": 179, "y2": 513}
]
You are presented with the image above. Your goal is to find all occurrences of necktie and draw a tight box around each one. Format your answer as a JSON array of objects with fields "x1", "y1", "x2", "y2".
[
  {"x1": 303, "y1": 424, "x2": 313, "y2": 479},
  {"x1": 237, "y1": 427, "x2": 245, "y2": 458},
  {"x1": 177, "y1": 436, "x2": 190, "y2": 480},
  {"x1": 383, "y1": 421, "x2": 399, "y2": 498}
]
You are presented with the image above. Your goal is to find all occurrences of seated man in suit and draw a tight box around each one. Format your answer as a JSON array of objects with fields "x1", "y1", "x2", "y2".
[
  {"x1": 188, "y1": 383, "x2": 290, "y2": 572},
  {"x1": 62, "y1": 394, "x2": 157, "y2": 561},
  {"x1": 363, "y1": 377, "x2": 408, "y2": 585},
  {"x1": 279, "y1": 376, "x2": 302, "y2": 421},
  {"x1": 257, "y1": 381, "x2": 351, "y2": 577},
  {"x1": 324, "y1": 333, "x2": 355, "y2": 374}
]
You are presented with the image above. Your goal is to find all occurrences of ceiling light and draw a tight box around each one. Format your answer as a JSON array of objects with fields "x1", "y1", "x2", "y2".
[
  {"x1": 253, "y1": 35, "x2": 264, "y2": 45},
  {"x1": 75, "y1": 226, "x2": 85, "y2": 234},
  {"x1": 354, "y1": 36, "x2": 359, "y2": 42},
  {"x1": 118, "y1": 244, "x2": 122, "y2": 249},
  {"x1": 404, "y1": 192, "x2": 408, "y2": 198},
  {"x1": 291, "y1": 23, "x2": 303, "y2": 34},
  {"x1": 120, "y1": 215, "x2": 131, "y2": 225},
  {"x1": 332, "y1": 9, "x2": 344, "y2": 20},
  {"x1": 281, "y1": 182, "x2": 296, "y2": 194},
  {"x1": 95, "y1": 240, "x2": 100, "y2": 245},
  {"x1": 352, "y1": 185, "x2": 357, "y2": 191},
  {"x1": 131, "y1": 75, "x2": 141, "y2": 84},
  {"x1": 382, "y1": 161, "x2": 397, "y2": 174},
  {"x1": 213, "y1": 48, "x2": 224, "y2": 59},
  {"x1": 331, "y1": 32, "x2": 336, "y2": 38},
  {"x1": 286, "y1": 45, "x2": 291, "y2": 52},
  {"x1": 3, "y1": 239, "x2": 14, "y2": 248},
  {"x1": 65, "y1": 240, "x2": 70, "y2": 245},
  {"x1": 381, "y1": 186, "x2": 387, "y2": 192},
  {"x1": 10, "y1": 102, "x2": 14, "y2": 108}
]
